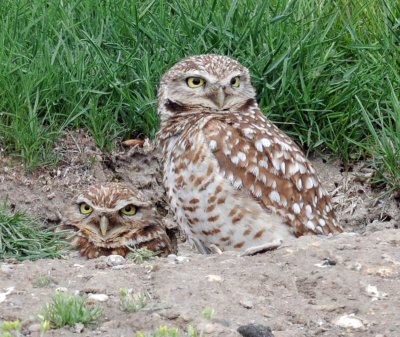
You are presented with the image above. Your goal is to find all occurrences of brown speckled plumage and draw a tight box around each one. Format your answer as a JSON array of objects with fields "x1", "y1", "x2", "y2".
[
  {"x1": 157, "y1": 54, "x2": 342, "y2": 254},
  {"x1": 64, "y1": 183, "x2": 176, "y2": 258}
]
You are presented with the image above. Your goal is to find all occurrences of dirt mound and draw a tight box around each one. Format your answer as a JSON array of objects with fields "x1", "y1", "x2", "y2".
[{"x1": 1, "y1": 130, "x2": 399, "y2": 336}]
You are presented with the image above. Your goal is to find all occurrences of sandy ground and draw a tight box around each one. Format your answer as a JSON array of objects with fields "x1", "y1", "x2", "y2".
[{"x1": 0, "y1": 130, "x2": 399, "y2": 337}]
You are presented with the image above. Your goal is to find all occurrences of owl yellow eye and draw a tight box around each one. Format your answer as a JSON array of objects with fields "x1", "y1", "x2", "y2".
[
  {"x1": 186, "y1": 77, "x2": 205, "y2": 88},
  {"x1": 79, "y1": 203, "x2": 93, "y2": 214},
  {"x1": 120, "y1": 204, "x2": 137, "y2": 216},
  {"x1": 230, "y1": 76, "x2": 240, "y2": 88}
]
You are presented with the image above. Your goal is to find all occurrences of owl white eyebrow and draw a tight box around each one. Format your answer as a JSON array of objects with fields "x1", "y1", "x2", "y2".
[
  {"x1": 226, "y1": 71, "x2": 242, "y2": 79},
  {"x1": 183, "y1": 72, "x2": 218, "y2": 83},
  {"x1": 75, "y1": 196, "x2": 150, "y2": 213},
  {"x1": 114, "y1": 199, "x2": 150, "y2": 209},
  {"x1": 76, "y1": 197, "x2": 94, "y2": 207}
]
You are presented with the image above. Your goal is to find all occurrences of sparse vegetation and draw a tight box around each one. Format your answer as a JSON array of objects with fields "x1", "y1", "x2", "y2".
[
  {"x1": 136, "y1": 326, "x2": 199, "y2": 337},
  {"x1": 119, "y1": 288, "x2": 152, "y2": 312},
  {"x1": 40, "y1": 291, "x2": 103, "y2": 328},
  {"x1": 0, "y1": 203, "x2": 68, "y2": 261},
  {"x1": 32, "y1": 273, "x2": 53, "y2": 288},
  {"x1": 0, "y1": 320, "x2": 21, "y2": 337},
  {"x1": 126, "y1": 247, "x2": 157, "y2": 264},
  {"x1": 0, "y1": 0, "x2": 398, "y2": 196},
  {"x1": 135, "y1": 307, "x2": 215, "y2": 337}
]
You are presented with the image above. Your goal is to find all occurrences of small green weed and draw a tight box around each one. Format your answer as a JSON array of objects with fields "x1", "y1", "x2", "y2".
[
  {"x1": 40, "y1": 291, "x2": 103, "y2": 328},
  {"x1": 32, "y1": 273, "x2": 53, "y2": 288},
  {"x1": 0, "y1": 320, "x2": 21, "y2": 337},
  {"x1": 136, "y1": 325, "x2": 199, "y2": 337},
  {"x1": 119, "y1": 288, "x2": 151, "y2": 313},
  {"x1": 126, "y1": 247, "x2": 157, "y2": 264},
  {"x1": 0, "y1": 203, "x2": 68, "y2": 261},
  {"x1": 136, "y1": 307, "x2": 215, "y2": 337},
  {"x1": 39, "y1": 320, "x2": 50, "y2": 337}
]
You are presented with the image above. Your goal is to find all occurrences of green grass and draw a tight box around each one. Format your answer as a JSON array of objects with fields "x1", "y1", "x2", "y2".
[
  {"x1": 1, "y1": 320, "x2": 21, "y2": 337},
  {"x1": 126, "y1": 247, "x2": 157, "y2": 263},
  {"x1": 0, "y1": 0, "x2": 399, "y2": 193},
  {"x1": 32, "y1": 273, "x2": 53, "y2": 288},
  {"x1": 40, "y1": 291, "x2": 103, "y2": 328},
  {"x1": 0, "y1": 203, "x2": 68, "y2": 260},
  {"x1": 119, "y1": 288, "x2": 152, "y2": 312},
  {"x1": 356, "y1": 82, "x2": 400, "y2": 196}
]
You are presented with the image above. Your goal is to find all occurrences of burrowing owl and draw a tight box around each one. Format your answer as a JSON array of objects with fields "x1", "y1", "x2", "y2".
[
  {"x1": 157, "y1": 54, "x2": 342, "y2": 255},
  {"x1": 64, "y1": 183, "x2": 177, "y2": 258}
]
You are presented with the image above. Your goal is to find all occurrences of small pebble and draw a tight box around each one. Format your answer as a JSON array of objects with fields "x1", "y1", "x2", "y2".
[
  {"x1": 203, "y1": 323, "x2": 219, "y2": 334},
  {"x1": 239, "y1": 300, "x2": 254, "y2": 309},
  {"x1": 175, "y1": 256, "x2": 189, "y2": 263},
  {"x1": 365, "y1": 285, "x2": 387, "y2": 300},
  {"x1": 168, "y1": 255, "x2": 189, "y2": 263},
  {"x1": 333, "y1": 314, "x2": 365, "y2": 330},
  {"x1": 74, "y1": 322, "x2": 85, "y2": 333},
  {"x1": 55, "y1": 287, "x2": 68, "y2": 292},
  {"x1": 47, "y1": 192, "x2": 56, "y2": 200},
  {"x1": 112, "y1": 265, "x2": 129, "y2": 270},
  {"x1": 160, "y1": 309, "x2": 180, "y2": 320},
  {"x1": 314, "y1": 257, "x2": 336, "y2": 268},
  {"x1": 105, "y1": 255, "x2": 125, "y2": 267},
  {"x1": 180, "y1": 313, "x2": 193, "y2": 322},
  {"x1": 206, "y1": 274, "x2": 224, "y2": 282},
  {"x1": 87, "y1": 294, "x2": 109, "y2": 302},
  {"x1": 0, "y1": 264, "x2": 13, "y2": 273}
]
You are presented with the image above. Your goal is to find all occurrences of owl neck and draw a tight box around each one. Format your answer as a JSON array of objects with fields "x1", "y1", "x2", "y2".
[
  {"x1": 158, "y1": 99, "x2": 210, "y2": 142},
  {"x1": 157, "y1": 98, "x2": 258, "y2": 144}
]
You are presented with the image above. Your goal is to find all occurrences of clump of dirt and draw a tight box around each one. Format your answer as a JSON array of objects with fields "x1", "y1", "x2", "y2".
[{"x1": 0, "y1": 130, "x2": 399, "y2": 337}]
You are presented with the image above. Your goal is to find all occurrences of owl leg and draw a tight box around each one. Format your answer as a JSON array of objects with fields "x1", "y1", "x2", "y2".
[{"x1": 240, "y1": 239, "x2": 283, "y2": 256}]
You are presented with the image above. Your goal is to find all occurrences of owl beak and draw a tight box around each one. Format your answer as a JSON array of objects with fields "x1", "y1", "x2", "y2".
[
  {"x1": 100, "y1": 216, "x2": 109, "y2": 236},
  {"x1": 209, "y1": 86, "x2": 226, "y2": 109}
]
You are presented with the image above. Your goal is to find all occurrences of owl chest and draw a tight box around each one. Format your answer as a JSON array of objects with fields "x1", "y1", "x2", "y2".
[
  {"x1": 163, "y1": 134, "x2": 290, "y2": 251},
  {"x1": 163, "y1": 134, "x2": 223, "y2": 226},
  {"x1": 163, "y1": 134, "x2": 215, "y2": 206}
]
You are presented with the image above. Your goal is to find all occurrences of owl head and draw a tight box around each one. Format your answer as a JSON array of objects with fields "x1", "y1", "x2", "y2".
[
  {"x1": 64, "y1": 182, "x2": 170, "y2": 258},
  {"x1": 158, "y1": 54, "x2": 256, "y2": 120}
]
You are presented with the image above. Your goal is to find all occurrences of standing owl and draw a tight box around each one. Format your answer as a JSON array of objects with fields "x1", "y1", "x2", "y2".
[
  {"x1": 63, "y1": 183, "x2": 177, "y2": 259},
  {"x1": 157, "y1": 54, "x2": 342, "y2": 255}
]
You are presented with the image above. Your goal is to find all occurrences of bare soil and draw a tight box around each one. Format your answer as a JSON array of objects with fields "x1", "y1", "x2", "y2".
[{"x1": 1, "y1": 130, "x2": 399, "y2": 337}]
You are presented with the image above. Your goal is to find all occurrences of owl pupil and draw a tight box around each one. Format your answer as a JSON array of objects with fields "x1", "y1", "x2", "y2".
[
  {"x1": 231, "y1": 77, "x2": 237, "y2": 85},
  {"x1": 192, "y1": 78, "x2": 200, "y2": 85},
  {"x1": 84, "y1": 205, "x2": 90, "y2": 211},
  {"x1": 125, "y1": 206, "x2": 131, "y2": 212}
]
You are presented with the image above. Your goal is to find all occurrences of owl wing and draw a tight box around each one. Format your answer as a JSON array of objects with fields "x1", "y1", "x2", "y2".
[{"x1": 203, "y1": 109, "x2": 341, "y2": 236}]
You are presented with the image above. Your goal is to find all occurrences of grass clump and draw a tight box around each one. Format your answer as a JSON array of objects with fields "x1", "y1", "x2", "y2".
[
  {"x1": 0, "y1": 204, "x2": 68, "y2": 261},
  {"x1": 32, "y1": 273, "x2": 53, "y2": 288},
  {"x1": 119, "y1": 288, "x2": 151, "y2": 312},
  {"x1": 356, "y1": 83, "x2": 400, "y2": 197},
  {"x1": 126, "y1": 247, "x2": 157, "y2": 264},
  {"x1": 41, "y1": 291, "x2": 103, "y2": 328}
]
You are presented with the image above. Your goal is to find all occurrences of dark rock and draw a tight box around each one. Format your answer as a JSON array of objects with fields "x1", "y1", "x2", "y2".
[{"x1": 237, "y1": 324, "x2": 274, "y2": 337}]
